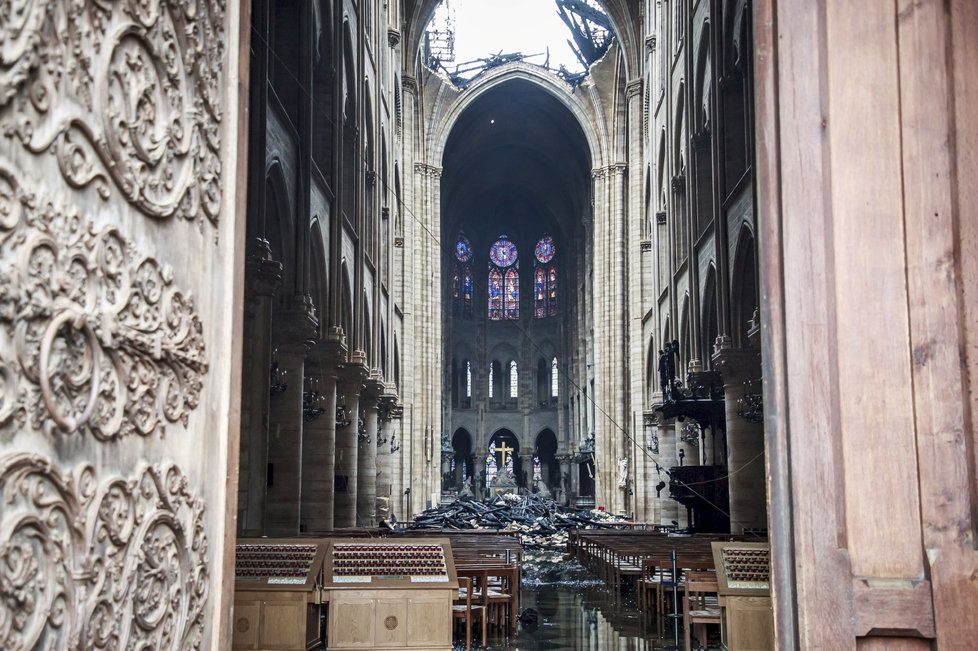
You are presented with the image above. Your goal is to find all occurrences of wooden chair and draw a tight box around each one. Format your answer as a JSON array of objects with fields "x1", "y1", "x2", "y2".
[
  {"x1": 484, "y1": 565, "x2": 519, "y2": 638},
  {"x1": 683, "y1": 572, "x2": 721, "y2": 651},
  {"x1": 452, "y1": 576, "x2": 487, "y2": 650}
]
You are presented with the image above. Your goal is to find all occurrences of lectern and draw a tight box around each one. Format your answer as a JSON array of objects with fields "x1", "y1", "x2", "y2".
[
  {"x1": 321, "y1": 537, "x2": 458, "y2": 650},
  {"x1": 710, "y1": 541, "x2": 775, "y2": 651},
  {"x1": 232, "y1": 539, "x2": 330, "y2": 650}
]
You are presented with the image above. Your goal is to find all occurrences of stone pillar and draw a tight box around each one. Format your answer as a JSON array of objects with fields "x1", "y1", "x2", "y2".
[
  {"x1": 519, "y1": 453, "x2": 534, "y2": 491},
  {"x1": 556, "y1": 454, "x2": 572, "y2": 506},
  {"x1": 375, "y1": 394, "x2": 400, "y2": 522},
  {"x1": 658, "y1": 419, "x2": 680, "y2": 527},
  {"x1": 356, "y1": 374, "x2": 383, "y2": 526},
  {"x1": 334, "y1": 352, "x2": 368, "y2": 528},
  {"x1": 265, "y1": 305, "x2": 316, "y2": 535},
  {"x1": 239, "y1": 239, "x2": 282, "y2": 536},
  {"x1": 714, "y1": 347, "x2": 766, "y2": 534},
  {"x1": 299, "y1": 329, "x2": 346, "y2": 533}
]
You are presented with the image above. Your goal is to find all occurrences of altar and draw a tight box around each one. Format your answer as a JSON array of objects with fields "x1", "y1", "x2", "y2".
[{"x1": 488, "y1": 441, "x2": 519, "y2": 496}]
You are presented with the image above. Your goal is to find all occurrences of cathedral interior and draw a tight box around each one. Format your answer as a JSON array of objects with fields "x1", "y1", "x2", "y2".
[{"x1": 1, "y1": 0, "x2": 975, "y2": 649}]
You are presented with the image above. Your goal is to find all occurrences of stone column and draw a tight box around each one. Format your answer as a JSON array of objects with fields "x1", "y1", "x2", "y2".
[
  {"x1": 299, "y1": 328, "x2": 346, "y2": 533},
  {"x1": 519, "y1": 453, "x2": 535, "y2": 491},
  {"x1": 334, "y1": 352, "x2": 368, "y2": 528},
  {"x1": 657, "y1": 419, "x2": 680, "y2": 527},
  {"x1": 239, "y1": 239, "x2": 281, "y2": 536},
  {"x1": 375, "y1": 394, "x2": 400, "y2": 522},
  {"x1": 356, "y1": 373, "x2": 383, "y2": 526},
  {"x1": 472, "y1": 454, "x2": 487, "y2": 499},
  {"x1": 556, "y1": 454, "x2": 572, "y2": 506},
  {"x1": 265, "y1": 305, "x2": 317, "y2": 535},
  {"x1": 714, "y1": 347, "x2": 766, "y2": 534}
]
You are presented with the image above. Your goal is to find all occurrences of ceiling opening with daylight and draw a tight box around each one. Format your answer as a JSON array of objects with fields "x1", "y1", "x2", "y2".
[{"x1": 423, "y1": 0, "x2": 613, "y2": 87}]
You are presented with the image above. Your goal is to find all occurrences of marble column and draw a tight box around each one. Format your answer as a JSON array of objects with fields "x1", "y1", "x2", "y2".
[
  {"x1": 299, "y1": 329, "x2": 346, "y2": 533},
  {"x1": 334, "y1": 352, "x2": 368, "y2": 528},
  {"x1": 356, "y1": 374, "x2": 383, "y2": 526},
  {"x1": 239, "y1": 239, "x2": 281, "y2": 536},
  {"x1": 715, "y1": 347, "x2": 766, "y2": 534},
  {"x1": 265, "y1": 304, "x2": 316, "y2": 535}
]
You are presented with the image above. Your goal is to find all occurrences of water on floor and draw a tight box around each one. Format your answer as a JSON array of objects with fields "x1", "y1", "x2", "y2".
[{"x1": 453, "y1": 552, "x2": 690, "y2": 650}]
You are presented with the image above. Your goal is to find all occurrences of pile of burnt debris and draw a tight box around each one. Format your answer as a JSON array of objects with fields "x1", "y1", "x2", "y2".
[{"x1": 403, "y1": 493, "x2": 626, "y2": 550}]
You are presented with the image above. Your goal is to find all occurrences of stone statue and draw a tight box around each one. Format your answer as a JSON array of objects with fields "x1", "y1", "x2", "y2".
[
  {"x1": 535, "y1": 479, "x2": 552, "y2": 499},
  {"x1": 657, "y1": 347, "x2": 668, "y2": 395},
  {"x1": 460, "y1": 477, "x2": 474, "y2": 498},
  {"x1": 617, "y1": 457, "x2": 629, "y2": 489},
  {"x1": 664, "y1": 341, "x2": 677, "y2": 398},
  {"x1": 492, "y1": 463, "x2": 517, "y2": 488}
]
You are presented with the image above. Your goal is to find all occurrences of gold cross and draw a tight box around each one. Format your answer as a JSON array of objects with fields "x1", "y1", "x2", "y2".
[{"x1": 493, "y1": 442, "x2": 515, "y2": 465}]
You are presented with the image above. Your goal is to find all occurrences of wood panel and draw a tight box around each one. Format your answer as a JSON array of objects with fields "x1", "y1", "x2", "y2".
[
  {"x1": 758, "y1": 0, "x2": 978, "y2": 646},
  {"x1": 0, "y1": 1, "x2": 247, "y2": 649}
]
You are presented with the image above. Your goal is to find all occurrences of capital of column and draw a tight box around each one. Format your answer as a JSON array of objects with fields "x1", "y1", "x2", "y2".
[
  {"x1": 625, "y1": 78, "x2": 643, "y2": 99},
  {"x1": 711, "y1": 346, "x2": 762, "y2": 385},
  {"x1": 591, "y1": 163, "x2": 627, "y2": 179},
  {"x1": 387, "y1": 28, "x2": 401, "y2": 48},
  {"x1": 401, "y1": 74, "x2": 418, "y2": 94},
  {"x1": 645, "y1": 34, "x2": 657, "y2": 52},
  {"x1": 272, "y1": 302, "x2": 318, "y2": 353},
  {"x1": 414, "y1": 162, "x2": 442, "y2": 178},
  {"x1": 338, "y1": 350, "x2": 370, "y2": 395},
  {"x1": 307, "y1": 327, "x2": 348, "y2": 375},
  {"x1": 246, "y1": 238, "x2": 283, "y2": 297}
]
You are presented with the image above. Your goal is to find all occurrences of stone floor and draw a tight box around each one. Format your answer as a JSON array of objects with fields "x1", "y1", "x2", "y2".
[{"x1": 451, "y1": 554, "x2": 710, "y2": 650}]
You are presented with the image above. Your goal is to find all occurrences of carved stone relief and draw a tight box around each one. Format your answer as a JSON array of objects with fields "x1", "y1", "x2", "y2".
[
  {"x1": 0, "y1": 163, "x2": 207, "y2": 440},
  {"x1": 0, "y1": 452, "x2": 209, "y2": 650},
  {"x1": 0, "y1": 0, "x2": 227, "y2": 226}
]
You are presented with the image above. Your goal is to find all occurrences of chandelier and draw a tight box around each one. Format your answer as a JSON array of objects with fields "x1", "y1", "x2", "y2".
[
  {"x1": 302, "y1": 376, "x2": 326, "y2": 422},
  {"x1": 737, "y1": 379, "x2": 764, "y2": 424}
]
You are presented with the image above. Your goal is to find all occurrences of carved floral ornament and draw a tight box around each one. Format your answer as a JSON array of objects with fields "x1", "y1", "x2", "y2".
[
  {"x1": 0, "y1": 452, "x2": 209, "y2": 650},
  {"x1": 0, "y1": 164, "x2": 208, "y2": 440},
  {"x1": 0, "y1": 0, "x2": 227, "y2": 226}
]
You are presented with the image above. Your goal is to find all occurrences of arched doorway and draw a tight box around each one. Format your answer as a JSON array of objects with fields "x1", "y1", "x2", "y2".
[
  {"x1": 450, "y1": 428, "x2": 474, "y2": 491},
  {"x1": 534, "y1": 429, "x2": 559, "y2": 495},
  {"x1": 486, "y1": 429, "x2": 522, "y2": 491}
]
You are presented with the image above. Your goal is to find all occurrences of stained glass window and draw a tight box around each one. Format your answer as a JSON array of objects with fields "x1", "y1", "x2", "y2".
[
  {"x1": 551, "y1": 357, "x2": 559, "y2": 397},
  {"x1": 454, "y1": 233, "x2": 474, "y2": 319},
  {"x1": 533, "y1": 455, "x2": 542, "y2": 481},
  {"x1": 488, "y1": 268, "x2": 503, "y2": 320},
  {"x1": 462, "y1": 268, "x2": 473, "y2": 316},
  {"x1": 490, "y1": 237, "x2": 518, "y2": 267},
  {"x1": 534, "y1": 267, "x2": 546, "y2": 318},
  {"x1": 455, "y1": 234, "x2": 472, "y2": 262},
  {"x1": 485, "y1": 452, "x2": 497, "y2": 489},
  {"x1": 509, "y1": 360, "x2": 518, "y2": 398},
  {"x1": 488, "y1": 363, "x2": 494, "y2": 398},
  {"x1": 548, "y1": 266, "x2": 557, "y2": 316},
  {"x1": 535, "y1": 235, "x2": 555, "y2": 263},
  {"x1": 533, "y1": 236, "x2": 557, "y2": 318},
  {"x1": 489, "y1": 236, "x2": 519, "y2": 320},
  {"x1": 465, "y1": 360, "x2": 472, "y2": 398},
  {"x1": 504, "y1": 268, "x2": 520, "y2": 319}
]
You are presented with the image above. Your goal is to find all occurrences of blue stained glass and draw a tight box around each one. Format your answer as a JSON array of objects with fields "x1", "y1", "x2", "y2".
[
  {"x1": 456, "y1": 234, "x2": 472, "y2": 262},
  {"x1": 488, "y1": 268, "x2": 503, "y2": 320},
  {"x1": 490, "y1": 238, "x2": 518, "y2": 267},
  {"x1": 535, "y1": 235, "x2": 556, "y2": 263}
]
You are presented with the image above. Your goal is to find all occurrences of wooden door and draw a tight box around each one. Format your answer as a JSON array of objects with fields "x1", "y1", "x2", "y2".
[
  {"x1": 0, "y1": 0, "x2": 247, "y2": 648},
  {"x1": 756, "y1": 0, "x2": 978, "y2": 647}
]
